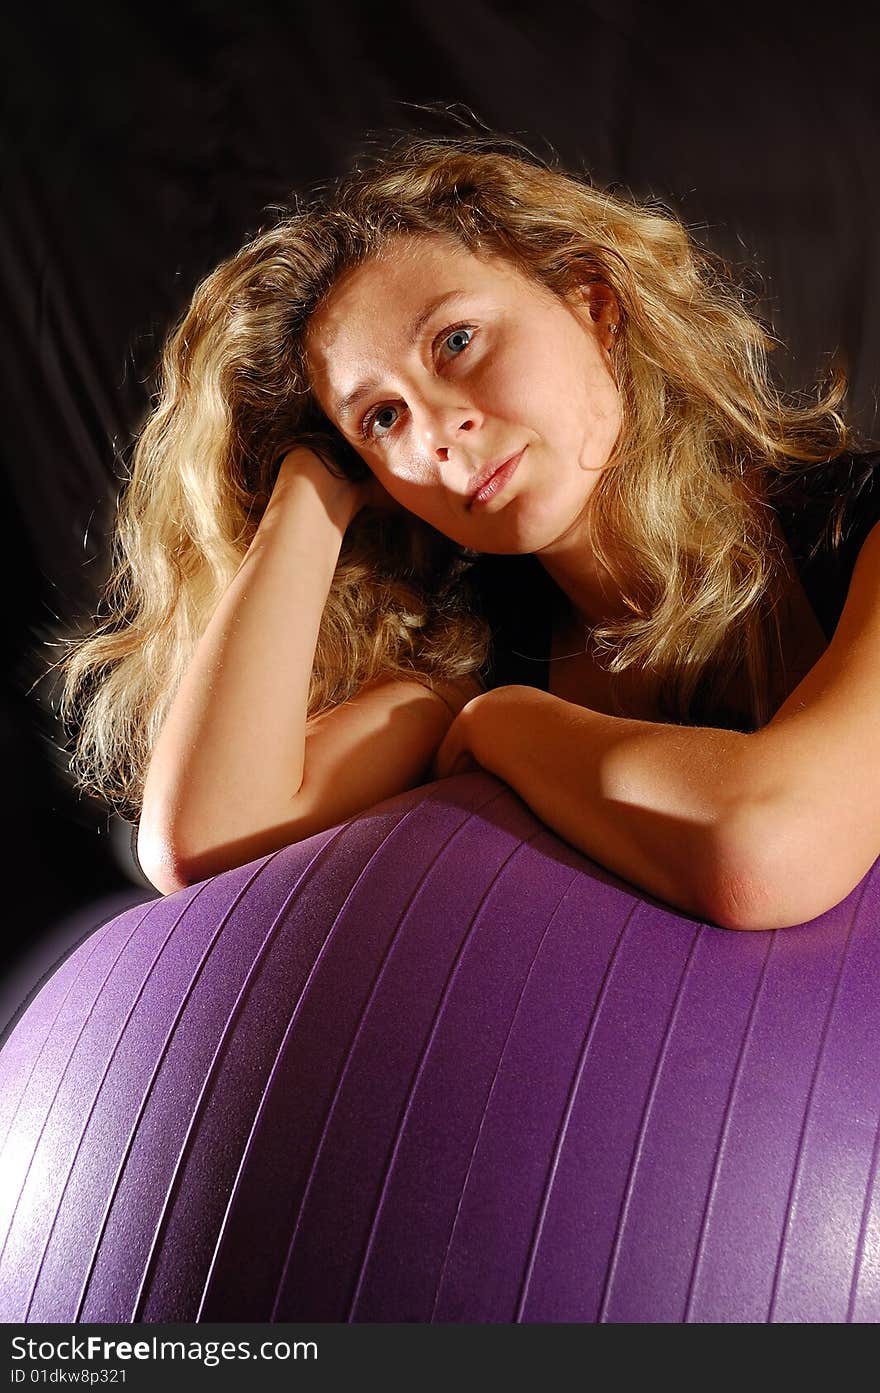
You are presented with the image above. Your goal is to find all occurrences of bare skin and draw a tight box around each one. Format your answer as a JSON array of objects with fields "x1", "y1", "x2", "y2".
[
  {"x1": 305, "y1": 232, "x2": 626, "y2": 631},
  {"x1": 140, "y1": 235, "x2": 845, "y2": 917},
  {"x1": 138, "y1": 446, "x2": 464, "y2": 893},
  {"x1": 305, "y1": 232, "x2": 829, "y2": 725}
]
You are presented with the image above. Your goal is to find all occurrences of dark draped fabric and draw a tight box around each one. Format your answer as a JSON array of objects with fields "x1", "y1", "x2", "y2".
[{"x1": 2, "y1": 1, "x2": 879, "y2": 999}]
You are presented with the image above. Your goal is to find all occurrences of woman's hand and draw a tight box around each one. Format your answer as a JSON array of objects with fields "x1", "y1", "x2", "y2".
[
  {"x1": 275, "y1": 442, "x2": 402, "y2": 531},
  {"x1": 354, "y1": 470, "x2": 404, "y2": 517},
  {"x1": 431, "y1": 692, "x2": 487, "y2": 780}
]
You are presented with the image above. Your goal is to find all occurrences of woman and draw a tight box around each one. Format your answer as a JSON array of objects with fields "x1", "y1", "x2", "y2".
[{"x1": 50, "y1": 132, "x2": 880, "y2": 929}]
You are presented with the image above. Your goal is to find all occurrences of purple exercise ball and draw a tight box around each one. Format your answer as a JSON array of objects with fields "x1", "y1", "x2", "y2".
[{"x1": 1, "y1": 772, "x2": 879, "y2": 1323}]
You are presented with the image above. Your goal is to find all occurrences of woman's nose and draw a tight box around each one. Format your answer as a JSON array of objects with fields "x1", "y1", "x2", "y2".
[{"x1": 411, "y1": 392, "x2": 482, "y2": 457}]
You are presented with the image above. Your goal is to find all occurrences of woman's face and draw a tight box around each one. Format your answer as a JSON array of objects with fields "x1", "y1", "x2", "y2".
[{"x1": 305, "y1": 233, "x2": 623, "y2": 555}]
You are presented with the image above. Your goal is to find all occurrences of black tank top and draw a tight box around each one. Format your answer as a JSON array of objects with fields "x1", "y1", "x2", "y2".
[{"x1": 471, "y1": 449, "x2": 880, "y2": 694}]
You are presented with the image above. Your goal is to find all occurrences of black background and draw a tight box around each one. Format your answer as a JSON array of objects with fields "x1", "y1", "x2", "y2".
[{"x1": 2, "y1": 0, "x2": 879, "y2": 1029}]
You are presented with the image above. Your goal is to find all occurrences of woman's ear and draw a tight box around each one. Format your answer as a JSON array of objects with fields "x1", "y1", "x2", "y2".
[{"x1": 570, "y1": 281, "x2": 621, "y2": 351}]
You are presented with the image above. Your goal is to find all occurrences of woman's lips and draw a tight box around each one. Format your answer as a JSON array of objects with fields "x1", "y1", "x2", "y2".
[{"x1": 468, "y1": 447, "x2": 526, "y2": 509}]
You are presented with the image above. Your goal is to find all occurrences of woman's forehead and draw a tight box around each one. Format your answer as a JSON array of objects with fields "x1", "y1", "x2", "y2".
[
  {"x1": 306, "y1": 235, "x2": 553, "y2": 354},
  {"x1": 316, "y1": 235, "x2": 525, "y2": 321},
  {"x1": 303, "y1": 235, "x2": 539, "y2": 409}
]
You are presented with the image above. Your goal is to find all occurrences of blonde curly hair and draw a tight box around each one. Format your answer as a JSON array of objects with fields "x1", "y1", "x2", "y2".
[{"x1": 46, "y1": 129, "x2": 857, "y2": 822}]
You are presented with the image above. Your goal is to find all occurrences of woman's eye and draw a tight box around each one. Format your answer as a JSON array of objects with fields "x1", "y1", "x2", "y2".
[
  {"x1": 360, "y1": 324, "x2": 476, "y2": 441},
  {"x1": 362, "y1": 405, "x2": 399, "y2": 440},
  {"x1": 443, "y1": 326, "x2": 473, "y2": 355}
]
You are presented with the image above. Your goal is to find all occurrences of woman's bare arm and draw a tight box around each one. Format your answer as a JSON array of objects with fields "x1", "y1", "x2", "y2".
[
  {"x1": 137, "y1": 449, "x2": 476, "y2": 894},
  {"x1": 435, "y1": 687, "x2": 750, "y2": 927},
  {"x1": 435, "y1": 520, "x2": 880, "y2": 931}
]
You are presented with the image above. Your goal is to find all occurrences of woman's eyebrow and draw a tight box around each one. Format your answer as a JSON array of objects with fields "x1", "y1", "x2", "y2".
[{"x1": 332, "y1": 288, "x2": 470, "y2": 421}]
